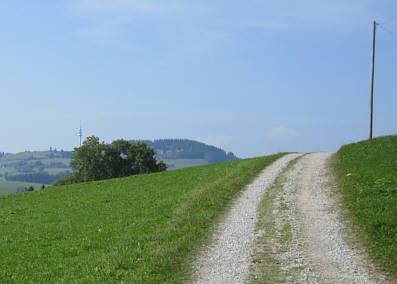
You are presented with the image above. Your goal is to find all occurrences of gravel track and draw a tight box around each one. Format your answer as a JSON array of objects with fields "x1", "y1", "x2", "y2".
[
  {"x1": 273, "y1": 152, "x2": 386, "y2": 283},
  {"x1": 193, "y1": 154, "x2": 301, "y2": 284},
  {"x1": 193, "y1": 152, "x2": 386, "y2": 283}
]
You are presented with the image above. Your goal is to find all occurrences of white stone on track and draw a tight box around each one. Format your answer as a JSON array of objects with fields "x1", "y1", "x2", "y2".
[
  {"x1": 193, "y1": 154, "x2": 301, "y2": 284},
  {"x1": 281, "y1": 152, "x2": 386, "y2": 283}
]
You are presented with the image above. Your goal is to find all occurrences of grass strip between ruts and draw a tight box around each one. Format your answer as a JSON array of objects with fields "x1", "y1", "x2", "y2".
[{"x1": 248, "y1": 155, "x2": 302, "y2": 283}]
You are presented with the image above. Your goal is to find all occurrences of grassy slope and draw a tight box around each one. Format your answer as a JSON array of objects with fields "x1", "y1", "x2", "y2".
[
  {"x1": 0, "y1": 152, "x2": 217, "y2": 192},
  {"x1": 333, "y1": 135, "x2": 397, "y2": 276},
  {"x1": 0, "y1": 153, "x2": 285, "y2": 283}
]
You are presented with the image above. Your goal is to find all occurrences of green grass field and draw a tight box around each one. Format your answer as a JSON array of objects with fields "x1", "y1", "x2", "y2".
[
  {"x1": 0, "y1": 150, "x2": 219, "y2": 189},
  {"x1": 333, "y1": 135, "x2": 397, "y2": 276},
  {"x1": 45, "y1": 168, "x2": 71, "y2": 175},
  {"x1": 0, "y1": 151, "x2": 49, "y2": 160},
  {"x1": 40, "y1": 158, "x2": 70, "y2": 165},
  {"x1": 0, "y1": 153, "x2": 285, "y2": 283}
]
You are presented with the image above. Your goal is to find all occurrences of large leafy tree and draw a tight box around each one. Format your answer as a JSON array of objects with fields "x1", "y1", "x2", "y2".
[{"x1": 56, "y1": 136, "x2": 166, "y2": 185}]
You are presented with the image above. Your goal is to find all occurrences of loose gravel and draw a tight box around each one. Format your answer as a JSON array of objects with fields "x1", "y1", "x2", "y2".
[
  {"x1": 193, "y1": 154, "x2": 301, "y2": 284},
  {"x1": 268, "y1": 152, "x2": 386, "y2": 283},
  {"x1": 193, "y1": 152, "x2": 386, "y2": 283}
]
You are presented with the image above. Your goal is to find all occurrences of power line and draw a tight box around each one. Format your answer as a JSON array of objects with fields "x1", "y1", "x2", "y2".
[
  {"x1": 378, "y1": 24, "x2": 397, "y2": 41},
  {"x1": 383, "y1": 14, "x2": 397, "y2": 25}
]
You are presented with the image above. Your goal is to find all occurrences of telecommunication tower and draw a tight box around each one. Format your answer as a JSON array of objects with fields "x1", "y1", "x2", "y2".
[{"x1": 78, "y1": 122, "x2": 83, "y2": 147}]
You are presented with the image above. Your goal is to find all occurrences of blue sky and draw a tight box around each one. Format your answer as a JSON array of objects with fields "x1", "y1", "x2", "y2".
[{"x1": 1, "y1": 1, "x2": 396, "y2": 157}]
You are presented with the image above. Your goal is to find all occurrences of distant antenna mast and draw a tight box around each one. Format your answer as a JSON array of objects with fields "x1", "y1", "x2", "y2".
[{"x1": 78, "y1": 122, "x2": 83, "y2": 146}]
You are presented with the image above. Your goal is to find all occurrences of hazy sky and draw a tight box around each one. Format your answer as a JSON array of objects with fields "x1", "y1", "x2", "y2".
[{"x1": 1, "y1": 1, "x2": 396, "y2": 157}]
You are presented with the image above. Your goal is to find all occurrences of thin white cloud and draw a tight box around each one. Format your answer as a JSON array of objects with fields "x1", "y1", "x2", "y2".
[
  {"x1": 74, "y1": 15, "x2": 134, "y2": 45},
  {"x1": 74, "y1": 0, "x2": 176, "y2": 15},
  {"x1": 266, "y1": 126, "x2": 298, "y2": 139},
  {"x1": 68, "y1": 0, "x2": 381, "y2": 46},
  {"x1": 237, "y1": 0, "x2": 374, "y2": 32},
  {"x1": 70, "y1": 0, "x2": 185, "y2": 45}
]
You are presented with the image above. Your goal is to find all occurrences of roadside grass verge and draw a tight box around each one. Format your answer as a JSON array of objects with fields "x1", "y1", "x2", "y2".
[
  {"x1": 0, "y1": 153, "x2": 285, "y2": 283},
  {"x1": 332, "y1": 135, "x2": 397, "y2": 277},
  {"x1": 249, "y1": 155, "x2": 302, "y2": 283}
]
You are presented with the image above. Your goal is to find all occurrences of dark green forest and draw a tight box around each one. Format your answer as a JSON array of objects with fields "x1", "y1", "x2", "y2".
[
  {"x1": 132, "y1": 139, "x2": 239, "y2": 163},
  {"x1": 5, "y1": 171, "x2": 70, "y2": 184}
]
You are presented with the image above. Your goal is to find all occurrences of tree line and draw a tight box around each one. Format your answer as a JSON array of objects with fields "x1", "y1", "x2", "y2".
[
  {"x1": 131, "y1": 139, "x2": 239, "y2": 163},
  {"x1": 6, "y1": 171, "x2": 70, "y2": 184}
]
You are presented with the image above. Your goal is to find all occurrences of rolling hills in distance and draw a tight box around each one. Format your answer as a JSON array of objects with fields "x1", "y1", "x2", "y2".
[{"x1": 0, "y1": 139, "x2": 238, "y2": 195}]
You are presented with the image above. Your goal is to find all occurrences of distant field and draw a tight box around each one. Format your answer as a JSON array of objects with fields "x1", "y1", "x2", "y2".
[
  {"x1": 0, "y1": 167, "x2": 18, "y2": 176},
  {"x1": 0, "y1": 151, "x2": 71, "y2": 192},
  {"x1": 40, "y1": 158, "x2": 70, "y2": 165},
  {"x1": 0, "y1": 153, "x2": 285, "y2": 283},
  {"x1": 333, "y1": 135, "x2": 397, "y2": 276},
  {"x1": 0, "y1": 179, "x2": 45, "y2": 196},
  {"x1": 0, "y1": 150, "x2": 224, "y2": 191},
  {"x1": 164, "y1": 158, "x2": 209, "y2": 170},
  {"x1": 45, "y1": 168, "x2": 71, "y2": 175},
  {"x1": 0, "y1": 151, "x2": 48, "y2": 161}
]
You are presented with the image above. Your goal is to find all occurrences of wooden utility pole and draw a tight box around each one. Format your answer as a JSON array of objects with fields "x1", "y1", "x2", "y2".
[{"x1": 369, "y1": 20, "x2": 377, "y2": 140}]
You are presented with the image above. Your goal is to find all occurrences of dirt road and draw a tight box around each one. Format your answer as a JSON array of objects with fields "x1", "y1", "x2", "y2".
[
  {"x1": 193, "y1": 153, "x2": 386, "y2": 283},
  {"x1": 193, "y1": 154, "x2": 301, "y2": 284},
  {"x1": 250, "y1": 152, "x2": 386, "y2": 283}
]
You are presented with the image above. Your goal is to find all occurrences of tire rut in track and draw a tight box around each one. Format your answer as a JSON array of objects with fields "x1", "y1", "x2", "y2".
[
  {"x1": 249, "y1": 152, "x2": 386, "y2": 283},
  {"x1": 192, "y1": 154, "x2": 301, "y2": 284}
]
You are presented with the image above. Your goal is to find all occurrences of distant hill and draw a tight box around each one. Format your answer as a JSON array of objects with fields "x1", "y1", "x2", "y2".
[
  {"x1": 0, "y1": 139, "x2": 238, "y2": 194},
  {"x1": 0, "y1": 149, "x2": 73, "y2": 194},
  {"x1": 131, "y1": 138, "x2": 239, "y2": 164}
]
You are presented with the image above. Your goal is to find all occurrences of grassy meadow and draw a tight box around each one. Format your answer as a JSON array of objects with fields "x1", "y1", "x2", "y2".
[
  {"x1": 0, "y1": 149, "x2": 226, "y2": 195},
  {"x1": 0, "y1": 153, "x2": 284, "y2": 283},
  {"x1": 333, "y1": 135, "x2": 397, "y2": 276}
]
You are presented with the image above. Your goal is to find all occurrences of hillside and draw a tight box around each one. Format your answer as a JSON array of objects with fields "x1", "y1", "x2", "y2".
[
  {"x1": 136, "y1": 139, "x2": 238, "y2": 161},
  {"x1": 0, "y1": 139, "x2": 238, "y2": 195},
  {"x1": 0, "y1": 153, "x2": 284, "y2": 283},
  {"x1": 333, "y1": 135, "x2": 397, "y2": 276},
  {"x1": 131, "y1": 139, "x2": 239, "y2": 169},
  {"x1": 0, "y1": 149, "x2": 72, "y2": 195}
]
